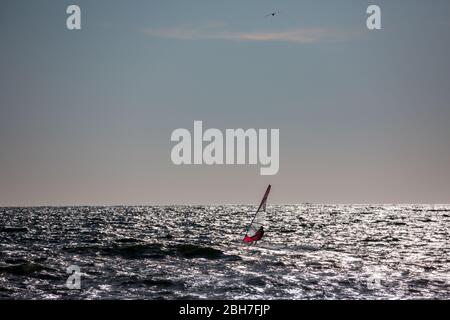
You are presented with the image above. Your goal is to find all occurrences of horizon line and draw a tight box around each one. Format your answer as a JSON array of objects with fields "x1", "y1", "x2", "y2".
[{"x1": 1, "y1": 203, "x2": 450, "y2": 208}]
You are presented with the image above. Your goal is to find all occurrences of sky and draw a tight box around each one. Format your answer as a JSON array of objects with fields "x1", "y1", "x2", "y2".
[{"x1": 1, "y1": 0, "x2": 450, "y2": 205}]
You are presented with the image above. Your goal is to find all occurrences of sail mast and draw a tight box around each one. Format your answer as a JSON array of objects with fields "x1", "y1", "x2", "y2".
[{"x1": 246, "y1": 185, "x2": 271, "y2": 233}]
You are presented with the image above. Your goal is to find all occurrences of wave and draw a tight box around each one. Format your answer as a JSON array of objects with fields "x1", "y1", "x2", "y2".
[
  {"x1": 173, "y1": 244, "x2": 240, "y2": 260},
  {"x1": 0, "y1": 262, "x2": 47, "y2": 276},
  {"x1": 0, "y1": 227, "x2": 28, "y2": 233},
  {"x1": 104, "y1": 243, "x2": 167, "y2": 259},
  {"x1": 63, "y1": 242, "x2": 241, "y2": 261},
  {"x1": 362, "y1": 236, "x2": 400, "y2": 243},
  {"x1": 245, "y1": 277, "x2": 266, "y2": 286},
  {"x1": 114, "y1": 238, "x2": 143, "y2": 243},
  {"x1": 142, "y1": 278, "x2": 185, "y2": 289}
]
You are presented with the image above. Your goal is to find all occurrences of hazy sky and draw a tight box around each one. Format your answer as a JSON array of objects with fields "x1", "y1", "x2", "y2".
[{"x1": 1, "y1": 0, "x2": 450, "y2": 205}]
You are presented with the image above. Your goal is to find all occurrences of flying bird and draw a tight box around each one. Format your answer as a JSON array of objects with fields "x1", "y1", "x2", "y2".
[{"x1": 264, "y1": 11, "x2": 280, "y2": 18}]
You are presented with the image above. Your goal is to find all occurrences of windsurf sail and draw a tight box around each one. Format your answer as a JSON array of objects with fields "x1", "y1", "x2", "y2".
[{"x1": 243, "y1": 185, "x2": 271, "y2": 243}]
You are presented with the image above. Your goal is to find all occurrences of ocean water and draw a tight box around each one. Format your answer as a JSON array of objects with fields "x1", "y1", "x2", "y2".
[{"x1": 0, "y1": 205, "x2": 449, "y2": 300}]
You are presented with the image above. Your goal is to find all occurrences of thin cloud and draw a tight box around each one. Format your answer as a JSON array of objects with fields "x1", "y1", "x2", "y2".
[{"x1": 143, "y1": 25, "x2": 356, "y2": 44}]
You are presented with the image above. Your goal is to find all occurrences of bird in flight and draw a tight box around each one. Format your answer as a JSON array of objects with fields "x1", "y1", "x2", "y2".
[{"x1": 264, "y1": 11, "x2": 280, "y2": 18}]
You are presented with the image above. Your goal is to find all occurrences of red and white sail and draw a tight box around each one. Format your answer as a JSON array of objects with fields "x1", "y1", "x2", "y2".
[{"x1": 243, "y1": 185, "x2": 271, "y2": 243}]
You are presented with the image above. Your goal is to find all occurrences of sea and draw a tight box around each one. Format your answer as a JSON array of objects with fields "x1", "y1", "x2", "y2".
[{"x1": 0, "y1": 204, "x2": 449, "y2": 299}]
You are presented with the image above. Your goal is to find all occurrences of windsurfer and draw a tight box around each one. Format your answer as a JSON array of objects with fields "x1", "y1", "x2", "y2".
[
  {"x1": 255, "y1": 226, "x2": 264, "y2": 240},
  {"x1": 242, "y1": 185, "x2": 271, "y2": 244},
  {"x1": 243, "y1": 226, "x2": 264, "y2": 244}
]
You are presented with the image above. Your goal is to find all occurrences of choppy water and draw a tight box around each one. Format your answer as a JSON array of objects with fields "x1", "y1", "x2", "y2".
[{"x1": 0, "y1": 205, "x2": 449, "y2": 299}]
